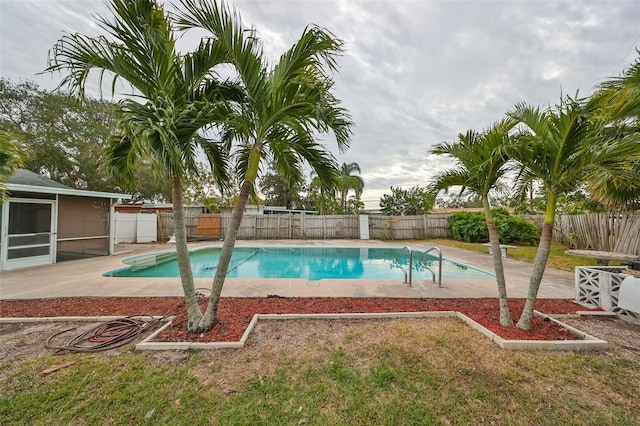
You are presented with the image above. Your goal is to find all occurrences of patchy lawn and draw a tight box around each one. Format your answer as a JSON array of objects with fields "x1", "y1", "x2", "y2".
[{"x1": 2, "y1": 317, "x2": 639, "y2": 425}]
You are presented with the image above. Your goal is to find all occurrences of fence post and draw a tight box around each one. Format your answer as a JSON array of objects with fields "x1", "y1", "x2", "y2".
[
  {"x1": 423, "y1": 215, "x2": 427, "y2": 239},
  {"x1": 323, "y1": 216, "x2": 326, "y2": 239},
  {"x1": 253, "y1": 215, "x2": 257, "y2": 240}
]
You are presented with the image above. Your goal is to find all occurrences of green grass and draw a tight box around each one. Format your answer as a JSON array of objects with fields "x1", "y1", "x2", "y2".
[
  {"x1": 2, "y1": 318, "x2": 639, "y2": 425},
  {"x1": 427, "y1": 239, "x2": 603, "y2": 272}
]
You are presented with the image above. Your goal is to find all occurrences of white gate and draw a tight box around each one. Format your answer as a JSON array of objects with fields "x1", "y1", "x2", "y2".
[{"x1": 115, "y1": 213, "x2": 157, "y2": 243}]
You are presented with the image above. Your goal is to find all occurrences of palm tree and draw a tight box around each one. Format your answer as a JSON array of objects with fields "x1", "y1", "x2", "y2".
[
  {"x1": 591, "y1": 53, "x2": 640, "y2": 122},
  {"x1": 508, "y1": 95, "x2": 640, "y2": 330},
  {"x1": 429, "y1": 120, "x2": 515, "y2": 326},
  {"x1": 46, "y1": 0, "x2": 242, "y2": 332},
  {"x1": 337, "y1": 162, "x2": 364, "y2": 212},
  {"x1": 587, "y1": 54, "x2": 640, "y2": 208},
  {"x1": 308, "y1": 173, "x2": 339, "y2": 214},
  {"x1": 176, "y1": 0, "x2": 353, "y2": 332}
]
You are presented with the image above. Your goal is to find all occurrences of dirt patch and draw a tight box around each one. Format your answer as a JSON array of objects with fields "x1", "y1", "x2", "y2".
[
  {"x1": 0, "y1": 321, "x2": 124, "y2": 363},
  {"x1": 0, "y1": 319, "x2": 168, "y2": 363},
  {"x1": 561, "y1": 316, "x2": 640, "y2": 361}
]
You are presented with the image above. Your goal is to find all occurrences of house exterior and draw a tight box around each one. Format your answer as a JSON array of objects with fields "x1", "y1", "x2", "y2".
[{"x1": 1, "y1": 169, "x2": 131, "y2": 271}]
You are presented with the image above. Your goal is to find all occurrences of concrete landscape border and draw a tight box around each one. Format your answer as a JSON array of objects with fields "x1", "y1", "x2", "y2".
[{"x1": 1, "y1": 309, "x2": 608, "y2": 351}]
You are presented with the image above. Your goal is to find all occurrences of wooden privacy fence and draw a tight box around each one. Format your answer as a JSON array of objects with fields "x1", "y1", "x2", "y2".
[
  {"x1": 507, "y1": 213, "x2": 640, "y2": 255},
  {"x1": 368, "y1": 214, "x2": 451, "y2": 240},
  {"x1": 552, "y1": 213, "x2": 640, "y2": 255},
  {"x1": 156, "y1": 210, "x2": 639, "y2": 254},
  {"x1": 157, "y1": 212, "x2": 452, "y2": 241}
]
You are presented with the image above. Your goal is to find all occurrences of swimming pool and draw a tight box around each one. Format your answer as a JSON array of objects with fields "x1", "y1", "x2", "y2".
[{"x1": 103, "y1": 246, "x2": 494, "y2": 281}]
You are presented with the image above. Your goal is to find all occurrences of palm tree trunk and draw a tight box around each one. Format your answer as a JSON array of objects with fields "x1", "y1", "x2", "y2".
[
  {"x1": 171, "y1": 177, "x2": 203, "y2": 331},
  {"x1": 483, "y1": 197, "x2": 513, "y2": 326},
  {"x1": 195, "y1": 146, "x2": 262, "y2": 333},
  {"x1": 516, "y1": 194, "x2": 557, "y2": 330},
  {"x1": 196, "y1": 178, "x2": 253, "y2": 332},
  {"x1": 340, "y1": 189, "x2": 347, "y2": 213}
]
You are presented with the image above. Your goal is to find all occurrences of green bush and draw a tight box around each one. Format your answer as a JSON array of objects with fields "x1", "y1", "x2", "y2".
[
  {"x1": 447, "y1": 211, "x2": 488, "y2": 243},
  {"x1": 497, "y1": 216, "x2": 540, "y2": 245},
  {"x1": 448, "y1": 210, "x2": 539, "y2": 245}
]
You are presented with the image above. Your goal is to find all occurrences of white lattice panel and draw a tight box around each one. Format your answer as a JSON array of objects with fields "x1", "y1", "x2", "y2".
[
  {"x1": 575, "y1": 266, "x2": 640, "y2": 325},
  {"x1": 575, "y1": 267, "x2": 602, "y2": 308}
]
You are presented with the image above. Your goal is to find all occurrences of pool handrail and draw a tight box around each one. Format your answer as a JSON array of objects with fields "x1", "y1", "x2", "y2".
[
  {"x1": 392, "y1": 246, "x2": 413, "y2": 285},
  {"x1": 418, "y1": 246, "x2": 443, "y2": 288},
  {"x1": 393, "y1": 246, "x2": 442, "y2": 287}
]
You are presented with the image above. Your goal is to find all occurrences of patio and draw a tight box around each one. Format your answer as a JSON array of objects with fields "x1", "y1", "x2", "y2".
[{"x1": 0, "y1": 240, "x2": 575, "y2": 301}]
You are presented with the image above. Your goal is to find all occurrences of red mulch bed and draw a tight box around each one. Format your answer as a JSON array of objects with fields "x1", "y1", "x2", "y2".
[{"x1": 0, "y1": 297, "x2": 593, "y2": 342}]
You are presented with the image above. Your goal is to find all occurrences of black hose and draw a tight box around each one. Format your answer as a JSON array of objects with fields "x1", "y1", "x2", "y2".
[
  {"x1": 45, "y1": 315, "x2": 168, "y2": 353},
  {"x1": 45, "y1": 289, "x2": 216, "y2": 353}
]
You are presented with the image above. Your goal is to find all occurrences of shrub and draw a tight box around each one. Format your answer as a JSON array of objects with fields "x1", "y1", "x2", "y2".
[
  {"x1": 447, "y1": 210, "x2": 539, "y2": 245},
  {"x1": 497, "y1": 216, "x2": 540, "y2": 245},
  {"x1": 448, "y1": 211, "x2": 488, "y2": 242}
]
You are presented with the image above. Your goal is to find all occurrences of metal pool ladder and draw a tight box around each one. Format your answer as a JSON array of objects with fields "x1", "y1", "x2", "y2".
[{"x1": 394, "y1": 246, "x2": 442, "y2": 288}]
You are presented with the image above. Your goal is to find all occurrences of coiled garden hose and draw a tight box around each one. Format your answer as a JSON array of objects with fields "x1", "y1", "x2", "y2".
[{"x1": 45, "y1": 315, "x2": 168, "y2": 353}]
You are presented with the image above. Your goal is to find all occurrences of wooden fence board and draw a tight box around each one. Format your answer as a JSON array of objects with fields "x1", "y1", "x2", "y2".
[
  {"x1": 551, "y1": 213, "x2": 640, "y2": 255},
  {"x1": 613, "y1": 214, "x2": 640, "y2": 254}
]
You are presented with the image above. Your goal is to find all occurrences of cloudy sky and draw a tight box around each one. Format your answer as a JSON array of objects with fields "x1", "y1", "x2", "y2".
[{"x1": 1, "y1": 0, "x2": 639, "y2": 208}]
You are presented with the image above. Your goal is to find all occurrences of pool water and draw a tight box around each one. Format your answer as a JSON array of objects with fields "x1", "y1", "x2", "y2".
[{"x1": 103, "y1": 246, "x2": 494, "y2": 281}]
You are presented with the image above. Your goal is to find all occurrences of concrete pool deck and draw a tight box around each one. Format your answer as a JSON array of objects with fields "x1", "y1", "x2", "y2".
[{"x1": 0, "y1": 240, "x2": 576, "y2": 300}]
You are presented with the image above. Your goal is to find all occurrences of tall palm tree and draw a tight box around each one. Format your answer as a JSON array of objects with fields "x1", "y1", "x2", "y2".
[
  {"x1": 46, "y1": 0, "x2": 241, "y2": 332},
  {"x1": 337, "y1": 162, "x2": 364, "y2": 212},
  {"x1": 429, "y1": 120, "x2": 515, "y2": 326},
  {"x1": 508, "y1": 95, "x2": 640, "y2": 330},
  {"x1": 176, "y1": 0, "x2": 353, "y2": 332}
]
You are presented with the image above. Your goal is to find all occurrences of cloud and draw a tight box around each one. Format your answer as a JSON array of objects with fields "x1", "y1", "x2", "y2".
[{"x1": 2, "y1": 0, "x2": 638, "y2": 209}]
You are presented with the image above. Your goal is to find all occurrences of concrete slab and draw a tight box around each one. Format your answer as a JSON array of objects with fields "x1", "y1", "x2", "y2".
[{"x1": 0, "y1": 240, "x2": 575, "y2": 300}]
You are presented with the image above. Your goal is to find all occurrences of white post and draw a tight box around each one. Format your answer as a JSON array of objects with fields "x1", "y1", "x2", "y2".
[
  {"x1": 108, "y1": 198, "x2": 117, "y2": 255},
  {"x1": 359, "y1": 215, "x2": 370, "y2": 240}
]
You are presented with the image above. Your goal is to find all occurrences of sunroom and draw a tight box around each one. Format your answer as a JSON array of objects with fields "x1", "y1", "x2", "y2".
[{"x1": 1, "y1": 169, "x2": 130, "y2": 271}]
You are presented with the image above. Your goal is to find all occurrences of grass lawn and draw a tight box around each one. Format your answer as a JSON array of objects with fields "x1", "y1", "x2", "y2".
[
  {"x1": 2, "y1": 318, "x2": 639, "y2": 425},
  {"x1": 428, "y1": 239, "x2": 603, "y2": 272}
]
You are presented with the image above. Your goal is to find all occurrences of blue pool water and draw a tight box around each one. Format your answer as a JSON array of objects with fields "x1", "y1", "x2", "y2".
[{"x1": 103, "y1": 246, "x2": 494, "y2": 281}]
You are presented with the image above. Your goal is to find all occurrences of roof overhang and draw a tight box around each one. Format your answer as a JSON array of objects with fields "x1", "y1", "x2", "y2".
[{"x1": 6, "y1": 183, "x2": 132, "y2": 200}]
